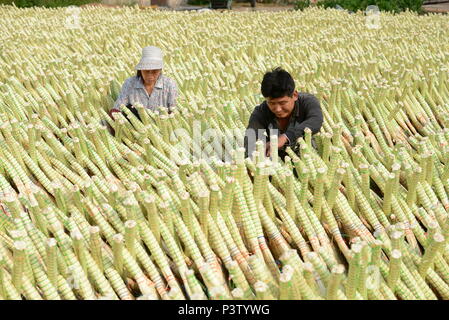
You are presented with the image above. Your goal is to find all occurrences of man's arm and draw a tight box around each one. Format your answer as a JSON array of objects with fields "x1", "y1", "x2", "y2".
[
  {"x1": 284, "y1": 94, "x2": 323, "y2": 147},
  {"x1": 244, "y1": 104, "x2": 269, "y2": 158}
]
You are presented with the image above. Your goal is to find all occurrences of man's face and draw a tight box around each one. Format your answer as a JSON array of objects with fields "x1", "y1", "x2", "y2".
[
  {"x1": 266, "y1": 91, "x2": 298, "y2": 119},
  {"x1": 141, "y1": 69, "x2": 161, "y2": 85}
]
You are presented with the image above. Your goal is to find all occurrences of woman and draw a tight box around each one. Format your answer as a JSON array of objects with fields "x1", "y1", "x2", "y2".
[{"x1": 110, "y1": 46, "x2": 178, "y2": 120}]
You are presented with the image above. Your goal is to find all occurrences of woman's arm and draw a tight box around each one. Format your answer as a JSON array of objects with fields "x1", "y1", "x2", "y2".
[
  {"x1": 109, "y1": 78, "x2": 132, "y2": 118},
  {"x1": 166, "y1": 79, "x2": 178, "y2": 113}
]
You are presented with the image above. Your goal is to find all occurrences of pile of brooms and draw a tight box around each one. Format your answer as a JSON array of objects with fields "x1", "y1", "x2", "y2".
[{"x1": 0, "y1": 6, "x2": 448, "y2": 299}]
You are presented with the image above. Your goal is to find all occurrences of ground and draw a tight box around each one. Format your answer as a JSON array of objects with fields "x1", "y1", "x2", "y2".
[
  {"x1": 422, "y1": 2, "x2": 449, "y2": 13},
  {"x1": 81, "y1": 2, "x2": 295, "y2": 11},
  {"x1": 81, "y1": 1, "x2": 449, "y2": 12}
]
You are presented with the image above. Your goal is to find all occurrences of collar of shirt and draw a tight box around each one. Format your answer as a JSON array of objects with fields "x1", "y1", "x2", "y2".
[
  {"x1": 264, "y1": 98, "x2": 299, "y2": 138},
  {"x1": 135, "y1": 74, "x2": 164, "y2": 90},
  {"x1": 291, "y1": 98, "x2": 300, "y2": 118}
]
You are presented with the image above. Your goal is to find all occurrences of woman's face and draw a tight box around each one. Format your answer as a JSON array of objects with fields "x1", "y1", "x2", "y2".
[{"x1": 141, "y1": 69, "x2": 161, "y2": 85}]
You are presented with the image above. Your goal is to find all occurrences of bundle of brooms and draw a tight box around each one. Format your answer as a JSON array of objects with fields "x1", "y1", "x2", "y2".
[{"x1": 0, "y1": 6, "x2": 448, "y2": 300}]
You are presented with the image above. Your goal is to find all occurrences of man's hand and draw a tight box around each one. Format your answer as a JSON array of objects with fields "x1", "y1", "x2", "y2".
[
  {"x1": 266, "y1": 134, "x2": 289, "y2": 157},
  {"x1": 265, "y1": 142, "x2": 271, "y2": 157},
  {"x1": 278, "y1": 134, "x2": 289, "y2": 149}
]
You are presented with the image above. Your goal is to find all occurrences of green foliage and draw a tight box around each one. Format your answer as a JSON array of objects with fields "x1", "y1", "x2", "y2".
[
  {"x1": 315, "y1": 0, "x2": 424, "y2": 13},
  {"x1": 0, "y1": 0, "x2": 99, "y2": 7},
  {"x1": 294, "y1": 0, "x2": 310, "y2": 10}
]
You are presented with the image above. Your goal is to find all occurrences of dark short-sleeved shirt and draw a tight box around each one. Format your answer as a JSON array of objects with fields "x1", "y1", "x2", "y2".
[{"x1": 244, "y1": 92, "x2": 323, "y2": 158}]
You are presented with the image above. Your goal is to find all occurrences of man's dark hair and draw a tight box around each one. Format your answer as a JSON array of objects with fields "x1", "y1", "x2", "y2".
[
  {"x1": 261, "y1": 67, "x2": 295, "y2": 98},
  {"x1": 136, "y1": 70, "x2": 142, "y2": 79}
]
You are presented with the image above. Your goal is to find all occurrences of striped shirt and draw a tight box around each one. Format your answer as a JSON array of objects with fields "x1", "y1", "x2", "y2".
[{"x1": 111, "y1": 74, "x2": 178, "y2": 113}]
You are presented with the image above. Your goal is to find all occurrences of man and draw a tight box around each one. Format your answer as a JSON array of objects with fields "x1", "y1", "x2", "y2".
[{"x1": 244, "y1": 67, "x2": 323, "y2": 159}]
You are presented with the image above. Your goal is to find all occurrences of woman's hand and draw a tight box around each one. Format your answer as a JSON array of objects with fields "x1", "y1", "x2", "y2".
[{"x1": 109, "y1": 109, "x2": 121, "y2": 120}]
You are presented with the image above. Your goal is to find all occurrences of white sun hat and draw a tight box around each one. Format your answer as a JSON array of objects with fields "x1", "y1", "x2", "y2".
[{"x1": 135, "y1": 46, "x2": 164, "y2": 70}]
